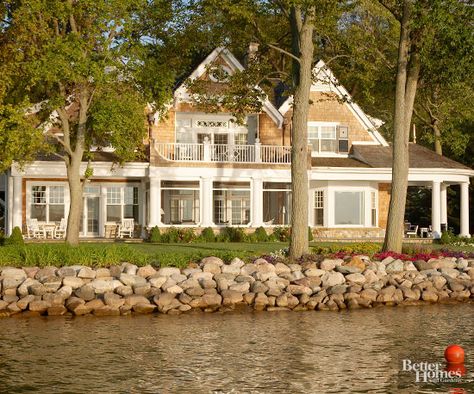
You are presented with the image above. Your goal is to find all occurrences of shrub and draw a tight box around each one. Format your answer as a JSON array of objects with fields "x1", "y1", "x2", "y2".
[
  {"x1": 308, "y1": 227, "x2": 314, "y2": 242},
  {"x1": 272, "y1": 226, "x2": 290, "y2": 242},
  {"x1": 200, "y1": 227, "x2": 216, "y2": 243},
  {"x1": 439, "y1": 230, "x2": 455, "y2": 245},
  {"x1": 4, "y1": 227, "x2": 24, "y2": 246},
  {"x1": 221, "y1": 227, "x2": 246, "y2": 242},
  {"x1": 160, "y1": 227, "x2": 180, "y2": 243},
  {"x1": 254, "y1": 226, "x2": 269, "y2": 242},
  {"x1": 148, "y1": 226, "x2": 161, "y2": 243},
  {"x1": 178, "y1": 228, "x2": 196, "y2": 243}
]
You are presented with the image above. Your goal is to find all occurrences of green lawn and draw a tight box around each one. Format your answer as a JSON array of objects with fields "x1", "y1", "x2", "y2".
[{"x1": 0, "y1": 241, "x2": 472, "y2": 268}]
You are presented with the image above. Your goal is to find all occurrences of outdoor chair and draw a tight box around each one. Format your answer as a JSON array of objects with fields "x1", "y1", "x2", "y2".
[
  {"x1": 26, "y1": 218, "x2": 45, "y2": 239},
  {"x1": 54, "y1": 218, "x2": 67, "y2": 239},
  {"x1": 117, "y1": 218, "x2": 134, "y2": 238},
  {"x1": 406, "y1": 224, "x2": 419, "y2": 238}
]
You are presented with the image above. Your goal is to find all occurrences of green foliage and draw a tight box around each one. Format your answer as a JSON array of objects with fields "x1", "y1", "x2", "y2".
[
  {"x1": 272, "y1": 227, "x2": 291, "y2": 242},
  {"x1": 313, "y1": 242, "x2": 381, "y2": 256},
  {"x1": 177, "y1": 228, "x2": 196, "y2": 243},
  {"x1": 160, "y1": 227, "x2": 180, "y2": 243},
  {"x1": 199, "y1": 227, "x2": 216, "y2": 243},
  {"x1": 4, "y1": 227, "x2": 24, "y2": 246},
  {"x1": 439, "y1": 230, "x2": 455, "y2": 245},
  {"x1": 218, "y1": 227, "x2": 247, "y2": 243},
  {"x1": 308, "y1": 227, "x2": 314, "y2": 242},
  {"x1": 254, "y1": 226, "x2": 269, "y2": 242},
  {"x1": 148, "y1": 226, "x2": 161, "y2": 243}
]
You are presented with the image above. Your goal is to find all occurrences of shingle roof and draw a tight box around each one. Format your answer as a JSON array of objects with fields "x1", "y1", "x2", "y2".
[
  {"x1": 311, "y1": 157, "x2": 371, "y2": 168},
  {"x1": 351, "y1": 144, "x2": 472, "y2": 170}
]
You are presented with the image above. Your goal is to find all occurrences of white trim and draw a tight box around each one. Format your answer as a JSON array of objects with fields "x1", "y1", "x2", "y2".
[
  {"x1": 279, "y1": 60, "x2": 389, "y2": 147},
  {"x1": 173, "y1": 47, "x2": 284, "y2": 128}
]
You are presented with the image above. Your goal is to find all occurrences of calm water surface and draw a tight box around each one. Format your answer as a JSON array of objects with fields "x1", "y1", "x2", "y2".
[{"x1": 0, "y1": 304, "x2": 473, "y2": 393}]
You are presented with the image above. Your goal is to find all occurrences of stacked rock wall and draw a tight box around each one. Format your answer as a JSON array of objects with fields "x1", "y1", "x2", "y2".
[{"x1": 0, "y1": 256, "x2": 473, "y2": 317}]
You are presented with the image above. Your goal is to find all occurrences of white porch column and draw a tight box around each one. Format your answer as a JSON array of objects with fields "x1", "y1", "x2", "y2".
[
  {"x1": 440, "y1": 183, "x2": 448, "y2": 229},
  {"x1": 140, "y1": 180, "x2": 147, "y2": 237},
  {"x1": 201, "y1": 177, "x2": 213, "y2": 226},
  {"x1": 460, "y1": 182, "x2": 470, "y2": 238},
  {"x1": 252, "y1": 178, "x2": 263, "y2": 227},
  {"x1": 98, "y1": 184, "x2": 107, "y2": 238},
  {"x1": 148, "y1": 177, "x2": 161, "y2": 227},
  {"x1": 12, "y1": 176, "x2": 23, "y2": 231},
  {"x1": 431, "y1": 180, "x2": 441, "y2": 239}
]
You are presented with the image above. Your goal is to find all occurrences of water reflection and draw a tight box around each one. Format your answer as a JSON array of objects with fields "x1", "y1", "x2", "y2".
[{"x1": 0, "y1": 304, "x2": 473, "y2": 393}]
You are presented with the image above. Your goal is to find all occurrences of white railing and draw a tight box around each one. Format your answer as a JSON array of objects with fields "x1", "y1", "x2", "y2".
[
  {"x1": 260, "y1": 145, "x2": 292, "y2": 164},
  {"x1": 154, "y1": 140, "x2": 292, "y2": 164},
  {"x1": 155, "y1": 143, "x2": 204, "y2": 162}
]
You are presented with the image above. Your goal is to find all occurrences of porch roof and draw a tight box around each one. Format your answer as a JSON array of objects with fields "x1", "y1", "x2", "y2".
[{"x1": 351, "y1": 143, "x2": 472, "y2": 171}]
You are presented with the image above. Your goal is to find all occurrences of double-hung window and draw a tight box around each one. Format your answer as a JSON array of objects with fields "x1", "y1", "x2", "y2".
[
  {"x1": 307, "y1": 123, "x2": 349, "y2": 154},
  {"x1": 314, "y1": 190, "x2": 324, "y2": 226},
  {"x1": 106, "y1": 186, "x2": 139, "y2": 223},
  {"x1": 30, "y1": 185, "x2": 65, "y2": 222}
]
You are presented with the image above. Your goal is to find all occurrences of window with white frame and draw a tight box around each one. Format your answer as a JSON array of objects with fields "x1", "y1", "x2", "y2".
[
  {"x1": 334, "y1": 191, "x2": 364, "y2": 225},
  {"x1": 106, "y1": 186, "x2": 139, "y2": 223},
  {"x1": 263, "y1": 183, "x2": 291, "y2": 225},
  {"x1": 371, "y1": 191, "x2": 377, "y2": 227},
  {"x1": 314, "y1": 190, "x2": 324, "y2": 226},
  {"x1": 307, "y1": 123, "x2": 349, "y2": 154},
  {"x1": 213, "y1": 182, "x2": 250, "y2": 225},
  {"x1": 175, "y1": 114, "x2": 256, "y2": 146},
  {"x1": 161, "y1": 181, "x2": 200, "y2": 225},
  {"x1": 30, "y1": 185, "x2": 65, "y2": 222}
]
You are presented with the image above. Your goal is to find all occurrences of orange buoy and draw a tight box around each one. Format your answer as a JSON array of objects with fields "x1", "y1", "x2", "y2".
[
  {"x1": 445, "y1": 345, "x2": 465, "y2": 364},
  {"x1": 445, "y1": 362, "x2": 466, "y2": 377}
]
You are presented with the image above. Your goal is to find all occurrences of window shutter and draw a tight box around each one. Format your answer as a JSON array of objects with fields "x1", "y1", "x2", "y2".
[{"x1": 337, "y1": 125, "x2": 349, "y2": 153}]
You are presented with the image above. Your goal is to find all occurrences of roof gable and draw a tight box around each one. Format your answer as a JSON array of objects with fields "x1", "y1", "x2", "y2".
[
  {"x1": 174, "y1": 47, "x2": 283, "y2": 128},
  {"x1": 279, "y1": 60, "x2": 389, "y2": 147}
]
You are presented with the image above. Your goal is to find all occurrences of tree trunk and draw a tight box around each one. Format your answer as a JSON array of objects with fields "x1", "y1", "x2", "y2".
[
  {"x1": 382, "y1": 2, "x2": 411, "y2": 253},
  {"x1": 65, "y1": 89, "x2": 89, "y2": 246},
  {"x1": 289, "y1": 7, "x2": 314, "y2": 259},
  {"x1": 65, "y1": 161, "x2": 83, "y2": 245}
]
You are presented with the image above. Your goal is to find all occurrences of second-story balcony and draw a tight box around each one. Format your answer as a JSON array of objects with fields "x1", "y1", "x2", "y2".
[{"x1": 154, "y1": 139, "x2": 291, "y2": 164}]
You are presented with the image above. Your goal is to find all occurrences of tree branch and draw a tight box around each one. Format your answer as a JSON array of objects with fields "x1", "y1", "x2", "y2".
[
  {"x1": 267, "y1": 43, "x2": 301, "y2": 64},
  {"x1": 46, "y1": 130, "x2": 73, "y2": 156}
]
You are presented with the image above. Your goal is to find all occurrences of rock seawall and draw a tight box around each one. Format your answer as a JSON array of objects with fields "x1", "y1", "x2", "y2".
[{"x1": 0, "y1": 255, "x2": 473, "y2": 317}]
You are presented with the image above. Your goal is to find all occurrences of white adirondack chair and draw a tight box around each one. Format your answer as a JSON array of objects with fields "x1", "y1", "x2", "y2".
[
  {"x1": 118, "y1": 218, "x2": 134, "y2": 238},
  {"x1": 26, "y1": 218, "x2": 45, "y2": 239},
  {"x1": 54, "y1": 218, "x2": 67, "y2": 239}
]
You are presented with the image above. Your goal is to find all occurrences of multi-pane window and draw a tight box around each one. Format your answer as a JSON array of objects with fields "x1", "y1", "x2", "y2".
[
  {"x1": 106, "y1": 186, "x2": 139, "y2": 223},
  {"x1": 263, "y1": 183, "x2": 292, "y2": 225},
  {"x1": 161, "y1": 181, "x2": 200, "y2": 225},
  {"x1": 30, "y1": 185, "x2": 65, "y2": 222},
  {"x1": 307, "y1": 123, "x2": 349, "y2": 154},
  {"x1": 213, "y1": 182, "x2": 250, "y2": 225},
  {"x1": 371, "y1": 191, "x2": 377, "y2": 227},
  {"x1": 314, "y1": 190, "x2": 324, "y2": 226}
]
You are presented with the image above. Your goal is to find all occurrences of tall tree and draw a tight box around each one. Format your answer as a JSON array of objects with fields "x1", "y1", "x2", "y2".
[
  {"x1": 379, "y1": 0, "x2": 473, "y2": 252},
  {"x1": 0, "y1": 0, "x2": 176, "y2": 245},
  {"x1": 184, "y1": 0, "x2": 342, "y2": 259}
]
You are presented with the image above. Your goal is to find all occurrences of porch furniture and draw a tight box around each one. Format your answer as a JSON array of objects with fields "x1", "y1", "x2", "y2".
[
  {"x1": 105, "y1": 223, "x2": 119, "y2": 238},
  {"x1": 406, "y1": 224, "x2": 419, "y2": 238},
  {"x1": 40, "y1": 223, "x2": 56, "y2": 239},
  {"x1": 54, "y1": 218, "x2": 67, "y2": 239},
  {"x1": 117, "y1": 218, "x2": 134, "y2": 238},
  {"x1": 26, "y1": 219, "x2": 45, "y2": 239}
]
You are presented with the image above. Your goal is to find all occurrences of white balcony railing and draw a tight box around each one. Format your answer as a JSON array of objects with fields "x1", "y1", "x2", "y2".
[{"x1": 154, "y1": 139, "x2": 291, "y2": 164}]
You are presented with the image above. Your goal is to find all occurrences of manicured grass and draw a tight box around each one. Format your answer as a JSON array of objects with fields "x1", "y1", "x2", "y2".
[{"x1": 0, "y1": 241, "x2": 472, "y2": 268}]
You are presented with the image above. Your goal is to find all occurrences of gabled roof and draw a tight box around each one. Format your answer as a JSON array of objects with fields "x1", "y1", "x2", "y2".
[
  {"x1": 174, "y1": 47, "x2": 284, "y2": 128},
  {"x1": 279, "y1": 60, "x2": 389, "y2": 147}
]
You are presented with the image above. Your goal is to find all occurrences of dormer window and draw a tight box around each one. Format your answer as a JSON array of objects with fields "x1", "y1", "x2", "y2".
[{"x1": 308, "y1": 122, "x2": 349, "y2": 154}]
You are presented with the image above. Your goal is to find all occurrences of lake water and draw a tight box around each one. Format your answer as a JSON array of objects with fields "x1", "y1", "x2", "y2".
[{"x1": 0, "y1": 304, "x2": 473, "y2": 393}]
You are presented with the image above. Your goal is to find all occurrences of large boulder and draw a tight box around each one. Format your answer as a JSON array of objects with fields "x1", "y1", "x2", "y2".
[
  {"x1": 321, "y1": 272, "x2": 345, "y2": 287},
  {"x1": 1, "y1": 268, "x2": 27, "y2": 281}
]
